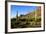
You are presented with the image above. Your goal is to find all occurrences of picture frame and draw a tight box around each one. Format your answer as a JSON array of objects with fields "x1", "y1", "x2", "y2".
[{"x1": 5, "y1": 1, "x2": 45, "y2": 33}]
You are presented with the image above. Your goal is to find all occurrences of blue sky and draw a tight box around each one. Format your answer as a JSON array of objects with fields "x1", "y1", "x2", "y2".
[{"x1": 11, "y1": 5, "x2": 38, "y2": 18}]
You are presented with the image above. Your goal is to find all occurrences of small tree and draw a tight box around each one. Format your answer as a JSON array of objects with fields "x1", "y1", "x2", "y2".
[{"x1": 20, "y1": 14, "x2": 24, "y2": 17}]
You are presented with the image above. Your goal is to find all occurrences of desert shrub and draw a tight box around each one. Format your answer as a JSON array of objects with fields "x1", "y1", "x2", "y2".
[
  {"x1": 11, "y1": 21, "x2": 16, "y2": 28},
  {"x1": 19, "y1": 18, "x2": 27, "y2": 22},
  {"x1": 11, "y1": 18, "x2": 16, "y2": 21},
  {"x1": 20, "y1": 14, "x2": 24, "y2": 17},
  {"x1": 11, "y1": 16, "x2": 41, "y2": 28},
  {"x1": 35, "y1": 16, "x2": 41, "y2": 22},
  {"x1": 29, "y1": 17, "x2": 35, "y2": 22}
]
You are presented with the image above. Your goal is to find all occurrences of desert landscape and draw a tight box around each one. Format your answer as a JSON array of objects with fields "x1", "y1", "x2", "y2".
[{"x1": 11, "y1": 6, "x2": 41, "y2": 28}]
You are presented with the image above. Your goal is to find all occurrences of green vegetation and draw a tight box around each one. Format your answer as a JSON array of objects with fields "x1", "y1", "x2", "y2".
[{"x1": 11, "y1": 16, "x2": 41, "y2": 28}]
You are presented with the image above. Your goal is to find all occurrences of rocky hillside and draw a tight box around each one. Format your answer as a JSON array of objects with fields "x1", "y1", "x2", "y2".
[{"x1": 19, "y1": 7, "x2": 41, "y2": 19}]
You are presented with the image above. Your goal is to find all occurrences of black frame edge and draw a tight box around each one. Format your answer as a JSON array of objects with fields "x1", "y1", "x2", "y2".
[
  {"x1": 6, "y1": 1, "x2": 45, "y2": 4},
  {"x1": 5, "y1": 1, "x2": 7, "y2": 33}
]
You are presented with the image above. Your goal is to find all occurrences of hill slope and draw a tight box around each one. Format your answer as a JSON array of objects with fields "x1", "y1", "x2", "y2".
[{"x1": 19, "y1": 7, "x2": 41, "y2": 19}]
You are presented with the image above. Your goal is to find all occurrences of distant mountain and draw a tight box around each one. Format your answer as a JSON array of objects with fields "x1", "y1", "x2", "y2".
[{"x1": 19, "y1": 7, "x2": 41, "y2": 19}]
